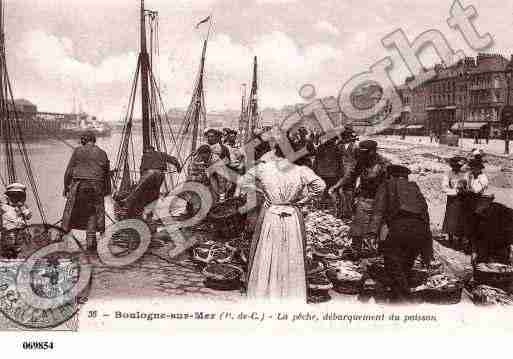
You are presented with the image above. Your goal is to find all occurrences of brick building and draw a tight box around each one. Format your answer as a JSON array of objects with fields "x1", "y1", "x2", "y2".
[{"x1": 397, "y1": 53, "x2": 513, "y2": 138}]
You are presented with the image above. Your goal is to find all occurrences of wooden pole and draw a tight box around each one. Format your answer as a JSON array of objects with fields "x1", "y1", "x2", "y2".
[
  {"x1": 140, "y1": 0, "x2": 151, "y2": 150},
  {"x1": 191, "y1": 40, "x2": 207, "y2": 154}
]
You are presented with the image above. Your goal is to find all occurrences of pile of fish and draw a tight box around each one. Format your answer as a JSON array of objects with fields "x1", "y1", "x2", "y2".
[
  {"x1": 475, "y1": 262, "x2": 513, "y2": 273},
  {"x1": 304, "y1": 209, "x2": 351, "y2": 258},
  {"x1": 412, "y1": 274, "x2": 461, "y2": 292},
  {"x1": 471, "y1": 262, "x2": 513, "y2": 305},
  {"x1": 472, "y1": 285, "x2": 513, "y2": 305}
]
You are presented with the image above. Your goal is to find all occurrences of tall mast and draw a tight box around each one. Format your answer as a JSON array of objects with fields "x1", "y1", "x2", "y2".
[
  {"x1": 238, "y1": 83, "x2": 246, "y2": 143},
  {"x1": 0, "y1": 0, "x2": 3, "y2": 101},
  {"x1": 245, "y1": 56, "x2": 258, "y2": 141},
  {"x1": 140, "y1": 0, "x2": 151, "y2": 150},
  {"x1": 190, "y1": 39, "x2": 207, "y2": 154},
  {"x1": 0, "y1": 0, "x2": 14, "y2": 183}
]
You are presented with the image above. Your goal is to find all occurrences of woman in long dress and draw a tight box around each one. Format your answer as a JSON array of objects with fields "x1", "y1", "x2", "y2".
[
  {"x1": 441, "y1": 156, "x2": 466, "y2": 246},
  {"x1": 238, "y1": 143, "x2": 325, "y2": 301}
]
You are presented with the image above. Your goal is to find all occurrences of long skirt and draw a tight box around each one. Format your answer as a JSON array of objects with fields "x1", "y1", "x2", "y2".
[
  {"x1": 350, "y1": 197, "x2": 375, "y2": 238},
  {"x1": 337, "y1": 189, "x2": 354, "y2": 220},
  {"x1": 247, "y1": 204, "x2": 307, "y2": 301},
  {"x1": 62, "y1": 179, "x2": 105, "y2": 233},
  {"x1": 442, "y1": 195, "x2": 464, "y2": 236}
]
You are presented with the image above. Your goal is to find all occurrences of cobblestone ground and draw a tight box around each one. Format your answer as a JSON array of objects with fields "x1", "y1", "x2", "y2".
[
  {"x1": 376, "y1": 136, "x2": 513, "y2": 284},
  {"x1": 84, "y1": 136, "x2": 513, "y2": 303},
  {"x1": 89, "y1": 244, "x2": 358, "y2": 303},
  {"x1": 89, "y1": 246, "x2": 242, "y2": 302},
  {"x1": 3, "y1": 136, "x2": 511, "y2": 316}
]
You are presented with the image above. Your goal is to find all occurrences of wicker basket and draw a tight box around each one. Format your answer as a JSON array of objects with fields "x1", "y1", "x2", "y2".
[
  {"x1": 203, "y1": 277, "x2": 242, "y2": 291},
  {"x1": 473, "y1": 268, "x2": 513, "y2": 293},
  {"x1": 307, "y1": 289, "x2": 331, "y2": 303},
  {"x1": 409, "y1": 268, "x2": 429, "y2": 288},
  {"x1": 326, "y1": 269, "x2": 362, "y2": 295},
  {"x1": 421, "y1": 283, "x2": 463, "y2": 305},
  {"x1": 208, "y1": 197, "x2": 246, "y2": 239},
  {"x1": 202, "y1": 263, "x2": 244, "y2": 291}
]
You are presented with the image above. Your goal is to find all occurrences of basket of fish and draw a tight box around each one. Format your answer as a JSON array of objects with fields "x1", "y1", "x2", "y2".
[
  {"x1": 307, "y1": 268, "x2": 333, "y2": 304},
  {"x1": 208, "y1": 197, "x2": 246, "y2": 239},
  {"x1": 472, "y1": 284, "x2": 513, "y2": 306},
  {"x1": 192, "y1": 241, "x2": 234, "y2": 266},
  {"x1": 312, "y1": 243, "x2": 345, "y2": 262},
  {"x1": 474, "y1": 262, "x2": 513, "y2": 293},
  {"x1": 366, "y1": 257, "x2": 386, "y2": 282},
  {"x1": 409, "y1": 259, "x2": 443, "y2": 288},
  {"x1": 413, "y1": 274, "x2": 463, "y2": 305},
  {"x1": 326, "y1": 260, "x2": 363, "y2": 295},
  {"x1": 202, "y1": 263, "x2": 244, "y2": 291}
]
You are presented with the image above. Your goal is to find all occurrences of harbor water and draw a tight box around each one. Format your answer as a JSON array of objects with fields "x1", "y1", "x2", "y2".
[{"x1": 0, "y1": 130, "x2": 190, "y2": 225}]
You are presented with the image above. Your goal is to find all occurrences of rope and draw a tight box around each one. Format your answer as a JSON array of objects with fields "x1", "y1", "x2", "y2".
[{"x1": 0, "y1": 43, "x2": 47, "y2": 223}]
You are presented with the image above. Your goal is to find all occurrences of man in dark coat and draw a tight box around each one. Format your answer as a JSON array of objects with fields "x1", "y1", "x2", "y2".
[
  {"x1": 204, "y1": 128, "x2": 231, "y2": 202},
  {"x1": 62, "y1": 131, "x2": 111, "y2": 252},
  {"x1": 123, "y1": 146, "x2": 181, "y2": 218},
  {"x1": 336, "y1": 127, "x2": 359, "y2": 219},
  {"x1": 313, "y1": 130, "x2": 343, "y2": 209},
  {"x1": 329, "y1": 139, "x2": 389, "y2": 257},
  {"x1": 369, "y1": 164, "x2": 432, "y2": 303},
  {"x1": 473, "y1": 201, "x2": 513, "y2": 264}
]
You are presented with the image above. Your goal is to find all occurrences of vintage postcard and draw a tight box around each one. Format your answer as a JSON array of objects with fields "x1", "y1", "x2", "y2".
[{"x1": 1, "y1": 0, "x2": 513, "y2": 352}]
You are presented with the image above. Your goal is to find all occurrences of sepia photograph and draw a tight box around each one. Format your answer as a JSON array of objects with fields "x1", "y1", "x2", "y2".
[{"x1": 0, "y1": 0, "x2": 512, "y2": 349}]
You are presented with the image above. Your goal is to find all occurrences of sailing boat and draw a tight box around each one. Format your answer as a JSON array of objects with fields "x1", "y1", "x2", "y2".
[
  {"x1": 241, "y1": 56, "x2": 260, "y2": 144},
  {"x1": 0, "y1": 0, "x2": 70, "y2": 261},
  {"x1": 171, "y1": 23, "x2": 211, "y2": 166},
  {"x1": 111, "y1": 0, "x2": 180, "y2": 220},
  {"x1": 0, "y1": 0, "x2": 46, "y2": 223}
]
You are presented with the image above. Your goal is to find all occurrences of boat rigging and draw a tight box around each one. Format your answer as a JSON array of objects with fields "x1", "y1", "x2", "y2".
[{"x1": 0, "y1": 0, "x2": 46, "y2": 224}]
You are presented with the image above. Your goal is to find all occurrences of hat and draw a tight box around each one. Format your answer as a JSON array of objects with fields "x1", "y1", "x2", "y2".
[
  {"x1": 358, "y1": 139, "x2": 378, "y2": 151},
  {"x1": 387, "y1": 164, "x2": 411, "y2": 177},
  {"x1": 80, "y1": 130, "x2": 96, "y2": 141},
  {"x1": 343, "y1": 124, "x2": 354, "y2": 132},
  {"x1": 204, "y1": 128, "x2": 221, "y2": 137},
  {"x1": 297, "y1": 126, "x2": 308, "y2": 133},
  {"x1": 468, "y1": 158, "x2": 485, "y2": 170},
  {"x1": 5, "y1": 182, "x2": 27, "y2": 194},
  {"x1": 196, "y1": 144, "x2": 212, "y2": 155},
  {"x1": 447, "y1": 156, "x2": 466, "y2": 167}
]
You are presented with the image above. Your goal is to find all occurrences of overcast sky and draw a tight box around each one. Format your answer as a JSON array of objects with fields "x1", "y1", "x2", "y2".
[{"x1": 5, "y1": 0, "x2": 513, "y2": 120}]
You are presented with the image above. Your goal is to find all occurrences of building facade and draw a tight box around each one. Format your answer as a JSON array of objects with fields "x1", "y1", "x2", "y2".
[{"x1": 397, "y1": 53, "x2": 513, "y2": 138}]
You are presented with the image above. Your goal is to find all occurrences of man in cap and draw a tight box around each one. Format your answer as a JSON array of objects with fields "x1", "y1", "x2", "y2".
[
  {"x1": 222, "y1": 128, "x2": 245, "y2": 198},
  {"x1": 462, "y1": 156, "x2": 490, "y2": 259},
  {"x1": 1, "y1": 183, "x2": 32, "y2": 258},
  {"x1": 312, "y1": 128, "x2": 344, "y2": 209},
  {"x1": 369, "y1": 164, "x2": 432, "y2": 303},
  {"x1": 336, "y1": 126, "x2": 359, "y2": 219},
  {"x1": 122, "y1": 146, "x2": 181, "y2": 219},
  {"x1": 205, "y1": 128, "x2": 230, "y2": 161},
  {"x1": 329, "y1": 139, "x2": 390, "y2": 258},
  {"x1": 203, "y1": 128, "x2": 231, "y2": 202},
  {"x1": 62, "y1": 131, "x2": 111, "y2": 253}
]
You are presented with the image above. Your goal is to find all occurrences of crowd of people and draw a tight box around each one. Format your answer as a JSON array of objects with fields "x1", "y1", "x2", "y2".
[
  {"x1": 275, "y1": 126, "x2": 433, "y2": 302},
  {"x1": 2, "y1": 125, "x2": 511, "y2": 304},
  {"x1": 441, "y1": 149, "x2": 513, "y2": 265}
]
